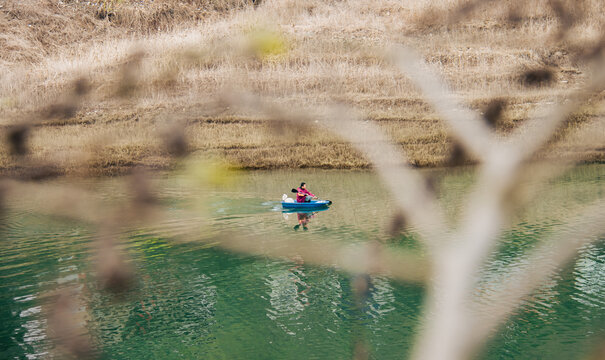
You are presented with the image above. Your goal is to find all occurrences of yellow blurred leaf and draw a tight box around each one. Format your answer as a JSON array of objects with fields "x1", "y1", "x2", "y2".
[
  {"x1": 246, "y1": 27, "x2": 289, "y2": 60},
  {"x1": 183, "y1": 158, "x2": 239, "y2": 188}
]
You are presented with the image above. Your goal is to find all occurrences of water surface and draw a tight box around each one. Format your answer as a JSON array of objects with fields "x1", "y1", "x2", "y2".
[{"x1": 1, "y1": 165, "x2": 604, "y2": 359}]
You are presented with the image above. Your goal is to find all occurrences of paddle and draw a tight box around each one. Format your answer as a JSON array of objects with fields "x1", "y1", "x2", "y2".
[
  {"x1": 292, "y1": 188, "x2": 315, "y2": 197},
  {"x1": 291, "y1": 188, "x2": 330, "y2": 203}
]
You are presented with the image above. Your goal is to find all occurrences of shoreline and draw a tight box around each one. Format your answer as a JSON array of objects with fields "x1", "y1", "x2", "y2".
[{"x1": 2, "y1": 155, "x2": 604, "y2": 179}]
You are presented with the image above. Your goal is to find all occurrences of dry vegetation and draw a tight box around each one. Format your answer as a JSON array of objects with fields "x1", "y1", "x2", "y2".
[
  {"x1": 1, "y1": 0, "x2": 605, "y2": 174},
  {"x1": 2, "y1": 2, "x2": 605, "y2": 359}
]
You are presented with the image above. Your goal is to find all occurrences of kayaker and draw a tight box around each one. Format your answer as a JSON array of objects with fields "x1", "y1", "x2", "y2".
[{"x1": 296, "y1": 182, "x2": 316, "y2": 202}]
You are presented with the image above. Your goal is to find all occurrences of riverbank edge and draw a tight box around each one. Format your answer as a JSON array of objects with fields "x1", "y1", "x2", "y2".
[{"x1": 2, "y1": 155, "x2": 604, "y2": 178}]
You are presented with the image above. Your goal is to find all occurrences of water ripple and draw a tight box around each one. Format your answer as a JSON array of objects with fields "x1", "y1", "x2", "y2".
[{"x1": 1, "y1": 166, "x2": 605, "y2": 359}]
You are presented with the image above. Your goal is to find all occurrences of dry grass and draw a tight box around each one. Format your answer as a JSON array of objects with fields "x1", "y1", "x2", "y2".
[
  {"x1": 1, "y1": 0, "x2": 605, "y2": 174},
  {"x1": 2, "y1": 2, "x2": 605, "y2": 359}
]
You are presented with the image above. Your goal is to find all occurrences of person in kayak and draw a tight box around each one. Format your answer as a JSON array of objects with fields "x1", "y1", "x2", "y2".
[{"x1": 296, "y1": 182, "x2": 316, "y2": 202}]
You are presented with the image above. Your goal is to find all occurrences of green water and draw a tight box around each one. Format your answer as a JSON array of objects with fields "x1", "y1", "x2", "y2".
[{"x1": 1, "y1": 165, "x2": 604, "y2": 359}]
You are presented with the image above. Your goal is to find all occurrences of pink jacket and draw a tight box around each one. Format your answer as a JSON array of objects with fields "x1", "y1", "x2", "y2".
[{"x1": 296, "y1": 187, "x2": 315, "y2": 202}]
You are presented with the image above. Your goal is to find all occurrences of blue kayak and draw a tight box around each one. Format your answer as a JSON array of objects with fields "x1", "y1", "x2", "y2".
[
  {"x1": 282, "y1": 207, "x2": 329, "y2": 214},
  {"x1": 281, "y1": 200, "x2": 332, "y2": 210}
]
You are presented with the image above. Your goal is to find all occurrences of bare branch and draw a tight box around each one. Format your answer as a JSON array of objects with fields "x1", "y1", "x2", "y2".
[
  {"x1": 1, "y1": 178, "x2": 429, "y2": 284},
  {"x1": 405, "y1": 50, "x2": 605, "y2": 360},
  {"x1": 1, "y1": 179, "x2": 108, "y2": 224},
  {"x1": 389, "y1": 45, "x2": 495, "y2": 162},
  {"x1": 216, "y1": 233, "x2": 429, "y2": 283},
  {"x1": 503, "y1": 70, "x2": 605, "y2": 166},
  {"x1": 469, "y1": 200, "x2": 605, "y2": 353}
]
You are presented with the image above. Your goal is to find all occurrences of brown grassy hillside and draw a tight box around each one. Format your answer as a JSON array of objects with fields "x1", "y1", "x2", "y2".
[{"x1": 1, "y1": 0, "x2": 604, "y2": 175}]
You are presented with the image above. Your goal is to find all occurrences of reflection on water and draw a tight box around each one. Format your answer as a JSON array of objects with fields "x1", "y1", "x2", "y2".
[
  {"x1": 266, "y1": 258, "x2": 312, "y2": 335},
  {"x1": 282, "y1": 206, "x2": 329, "y2": 232},
  {"x1": 0, "y1": 166, "x2": 604, "y2": 359},
  {"x1": 573, "y1": 244, "x2": 605, "y2": 309}
]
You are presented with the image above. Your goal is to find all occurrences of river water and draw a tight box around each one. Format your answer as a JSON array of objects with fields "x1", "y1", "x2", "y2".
[{"x1": 1, "y1": 165, "x2": 604, "y2": 359}]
